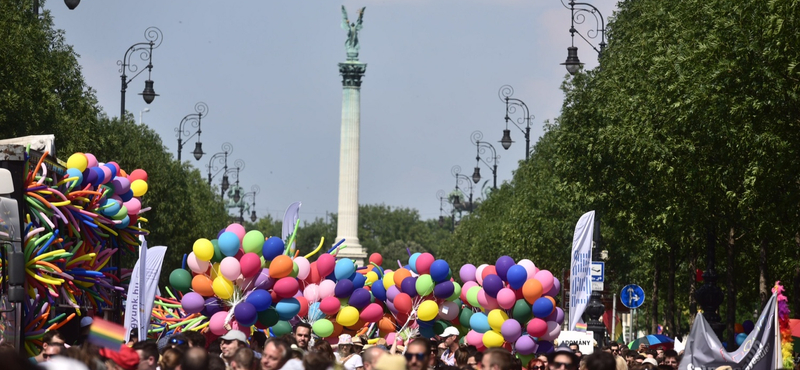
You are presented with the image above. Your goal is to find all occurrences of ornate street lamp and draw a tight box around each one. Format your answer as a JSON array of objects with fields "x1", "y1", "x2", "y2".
[
  {"x1": 471, "y1": 131, "x2": 499, "y2": 189},
  {"x1": 223, "y1": 160, "x2": 245, "y2": 202},
  {"x1": 206, "y1": 142, "x2": 233, "y2": 198},
  {"x1": 436, "y1": 189, "x2": 455, "y2": 232},
  {"x1": 561, "y1": 0, "x2": 607, "y2": 75},
  {"x1": 240, "y1": 185, "x2": 261, "y2": 224},
  {"x1": 119, "y1": 27, "x2": 162, "y2": 123},
  {"x1": 498, "y1": 85, "x2": 535, "y2": 160},
  {"x1": 452, "y1": 165, "x2": 475, "y2": 212},
  {"x1": 176, "y1": 102, "x2": 208, "y2": 161}
]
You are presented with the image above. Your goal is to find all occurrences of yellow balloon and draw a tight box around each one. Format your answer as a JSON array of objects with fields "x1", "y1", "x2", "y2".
[
  {"x1": 383, "y1": 271, "x2": 395, "y2": 290},
  {"x1": 417, "y1": 300, "x2": 439, "y2": 321},
  {"x1": 482, "y1": 329, "x2": 505, "y2": 348},
  {"x1": 366, "y1": 271, "x2": 378, "y2": 284},
  {"x1": 337, "y1": 306, "x2": 359, "y2": 327},
  {"x1": 193, "y1": 238, "x2": 214, "y2": 261},
  {"x1": 131, "y1": 179, "x2": 148, "y2": 197},
  {"x1": 210, "y1": 263, "x2": 220, "y2": 280},
  {"x1": 487, "y1": 309, "x2": 509, "y2": 332},
  {"x1": 212, "y1": 276, "x2": 233, "y2": 299},
  {"x1": 67, "y1": 153, "x2": 88, "y2": 172}
]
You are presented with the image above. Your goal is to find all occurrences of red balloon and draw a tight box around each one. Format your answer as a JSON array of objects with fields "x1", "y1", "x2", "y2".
[
  {"x1": 306, "y1": 262, "x2": 321, "y2": 284},
  {"x1": 296, "y1": 296, "x2": 309, "y2": 317},
  {"x1": 317, "y1": 254, "x2": 335, "y2": 277},
  {"x1": 416, "y1": 253, "x2": 435, "y2": 274},
  {"x1": 394, "y1": 293, "x2": 412, "y2": 314},
  {"x1": 369, "y1": 253, "x2": 383, "y2": 266},
  {"x1": 128, "y1": 169, "x2": 148, "y2": 182}
]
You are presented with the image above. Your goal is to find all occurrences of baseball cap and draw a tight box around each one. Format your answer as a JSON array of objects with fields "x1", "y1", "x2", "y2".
[
  {"x1": 98, "y1": 345, "x2": 140, "y2": 370},
  {"x1": 80, "y1": 317, "x2": 93, "y2": 328},
  {"x1": 441, "y1": 327, "x2": 460, "y2": 338},
  {"x1": 642, "y1": 358, "x2": 659, "y2": 366},
  {"x1": 220, "y1": 330, "x2": 248, "y2": 344}
]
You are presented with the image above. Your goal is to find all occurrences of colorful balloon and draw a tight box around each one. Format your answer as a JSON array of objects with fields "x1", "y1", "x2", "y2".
[
  {"x1": 242, "y1": 230, "x2": 266, "y2": 255},
  {"x1": 193, "y1": 238, "x2": 215, "y2": 262},
  {"x1": 418, "y1": 300, "x2": 439, "y2": 321}
]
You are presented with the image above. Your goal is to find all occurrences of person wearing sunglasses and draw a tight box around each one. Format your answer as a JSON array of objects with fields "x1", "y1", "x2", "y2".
[
  {"x1": 526, "y1": 357, "x2": 546, "y2": 370},
  {"x1": 42, "y1": 343, "x2": 65, "y2": 362},
  {"x1": 405, "y1": 337, "x2": 432, "y2": 370},
  {"x1": 167, "y1": 334, "x2": 190, "y2": 352},
  {"x1": 546, "y1": 348, "x2": 579, "y2": 370}
]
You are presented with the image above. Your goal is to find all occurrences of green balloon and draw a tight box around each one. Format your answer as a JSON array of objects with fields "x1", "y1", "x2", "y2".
[
  {"x1": 416, "y1": 275, "x2": 435, "y2": 296},
  {"x1": 169, "y1": 269, "x2": 192, "y2": 293},
  {"x1": 290, "y1": 262, "x2": 299, "y2": 278},
  {"x1": 466, "y1": 286, "x2": 481, "y2": 307},
  {"x1": 243, "y1": 230, "x2": 265, "y2": 255},
  {"x1": 313, "y1": 318, "x2": 335, "y2": 337},
  {"x1": 258, "y1": 309, "x2": 279, "y2": 327},
  {"x1": 512, "y1": 299, "x2": 533, "y2": 322},
  {"x1": 433, "y1": 320, "x2": 448, "y2": 335},
  {"x1": 459, "y1": 308, "x2": 474, "y2": 328},
  {"x1": 517, "y1": 353, "x2": 536, "y2": 364},
  {"x1": 448, "y1": 282, "x2": 462, "y2": 301},
  {"x1": 211, "y1": 239, "x2": 224, "y2": 263},
  {"x1": 114, "y1": 206, "x2": 128, "y2": 220},
  {"x1": 272, "y1": 320, "x2": 292, "y2": 336}
]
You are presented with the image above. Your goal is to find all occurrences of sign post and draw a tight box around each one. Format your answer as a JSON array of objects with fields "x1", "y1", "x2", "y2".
[{"x1": 621, "y1": 284, "x2": 645, "y2": 342}]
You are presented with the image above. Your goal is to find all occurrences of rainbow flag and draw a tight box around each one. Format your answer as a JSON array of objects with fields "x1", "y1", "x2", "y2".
[
  {"x1": 88, "y1": 317, "x2": 126, "y2": 350},
  {"x1": 575, "y1": 322, "x2": 588, "y2": 332}
]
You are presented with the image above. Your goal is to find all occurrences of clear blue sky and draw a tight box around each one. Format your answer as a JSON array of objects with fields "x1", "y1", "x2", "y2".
[{"x1": 48, "y1": 0, "x2": 618, "y2": 223}]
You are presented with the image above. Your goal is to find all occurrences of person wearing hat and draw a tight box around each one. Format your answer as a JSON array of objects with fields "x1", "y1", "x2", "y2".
[
  {"x1": 77, "y1": 317, "x2": 93, "y2": 346},
  {"x1": 220, "y1": 330, "x2": 249, "y2": 368},
  {"x1": 546, "y1": 346, "x2": 579, "y2": 370},
  {"x1": 99, "y1": 344, "x2": 140, "y2": 370},
  {"x1": 336, "y1": 334, "x2": 364, "y2": 370},
  {"x1": 438, "y1": 327, "x2": 461, "y2": 366}
]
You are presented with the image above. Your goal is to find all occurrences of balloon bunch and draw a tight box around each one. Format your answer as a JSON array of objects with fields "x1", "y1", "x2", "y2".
[
  {"x1": 458, "y1": 256, "x2": 563, "y2": 354},
  {"x1": 13, "y1": 151, "x2": 150, "y2": 355}
]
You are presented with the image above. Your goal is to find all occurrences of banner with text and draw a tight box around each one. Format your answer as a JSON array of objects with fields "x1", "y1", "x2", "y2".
[
  {"x1": 569, "y1": 210, "x2": 594, "y2": 331},
  {"x1": 124, "y1": 245, "x2": 168, "y2": 342}
]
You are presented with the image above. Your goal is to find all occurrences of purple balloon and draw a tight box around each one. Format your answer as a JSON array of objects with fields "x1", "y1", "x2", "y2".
[
  {"x1": 501, "y1": 319, "x2": 522, "y2": 342},
  {"x1": 545, "y1": 278, "x2": 561, "y2": 297},
  {"x1": 483, "y1": 274, "x2": 504, "y2": 298},
  {"x1": 545, "y1": 307, "x2": 565, "y2": 325},
  {"x1": 202, "y1": 298, "x2": 223, "y2": 316},
  {"x1": 495, "y1": 256, "x2": 516, "y2": 281},
  {"x1": 334, "y1": 279, "x2": 354, "y2": 298},
  {"x1": 460, "y1": 264, "x2": 477, "y2": 282},
  {"x1": 515, "y1": 335, "x2": 537, "y2": 355},
  {"x1": 385, "y1": 299, "x2": 399, "y2": 314},
  {"x1": 387, "y1": 285, "x2": 400, "y2": 301},
  {"x1": 537, "y1": 340, "x2": 554, "y2": 353},
  {"x1": 181, "y1": 292, "x2": 205, "y2": 314},
  {"x1": 401, "y1": 277, "x2": 418, "y2": 297},
  {"x1": 255, "y1": 268, "x2": 276, "y2": 290},
  {"x1": 349, "y1": 288, "x2": 372, "y2": 309},
  {"x1": 433, "y1": 281, "x2": 455, "y2": 299},
  {"x1": 234, "y1": 302, "x2": 258, "y2": 326}
]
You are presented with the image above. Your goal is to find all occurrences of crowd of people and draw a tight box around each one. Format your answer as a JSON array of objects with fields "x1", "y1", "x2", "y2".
[{"x1": 0, "y1": 321, "x2": 683, "y2": 370}]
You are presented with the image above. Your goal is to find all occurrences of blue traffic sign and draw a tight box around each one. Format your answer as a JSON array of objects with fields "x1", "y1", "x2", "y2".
[
  {"x1": 621, "y1": 284, "x2": 645, "y2": 309},
  {"x1": 591, "y1": 262, "x2": 605, "y2": 282}
]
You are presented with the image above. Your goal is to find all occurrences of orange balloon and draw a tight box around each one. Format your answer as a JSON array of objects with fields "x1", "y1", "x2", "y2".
[
  {"x1": 734, "y1": 323, "x2": 744, "y2": 334},
  {"x1": 347, "y1": 318, "x2": 367, "y2": 330},
  {"x1": 481, "y1": 266, "x2": 497, "y2": 282},
  {"x1": 191, "y1": 275, "x2": 214, "y2": 296},
  {"x1": 522, "y1": 279, "x2": 543, "y2": 304},
  {"x1": 545, "y1": 296, "x2": 556, "y2": 315},
  {"x1": 378, "y1": 315, "x2": 397, "y2": 333},
  {"x1": 393, "y1": 268, "x2": 412, "y2": 287},
  {"x1": 331, "y1": 321, "x2": 344, "y2": 338},
  {"x1": 269, "y1": 255, "x2": 293, "y2": 278}
]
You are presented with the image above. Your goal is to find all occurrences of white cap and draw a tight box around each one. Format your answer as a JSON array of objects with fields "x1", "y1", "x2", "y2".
[
  {"x1": 441, "y1": 327, "x2": 460, "y2": 338},
  {"x1": 220, "y1": 330, "x2": 248, "y2": 344}
]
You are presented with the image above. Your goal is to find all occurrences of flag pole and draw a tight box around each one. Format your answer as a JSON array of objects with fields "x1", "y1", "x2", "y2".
[{"x1": 612, "y1": 293, "x2": 616, "y2": 342}]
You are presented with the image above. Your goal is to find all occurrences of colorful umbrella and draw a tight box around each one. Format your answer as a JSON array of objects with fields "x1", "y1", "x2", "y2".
[{"x1": 628, "y1": 334, "x2": 674, "y2": 349}]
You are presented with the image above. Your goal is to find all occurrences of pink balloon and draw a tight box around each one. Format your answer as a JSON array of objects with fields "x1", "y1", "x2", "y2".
[
  {"x1": 274, "y1": 277, "x2": 300, "y2": 298},
  {"x1": 461, "y1": 281, "x2": 479, "y2": 302},
  {"x1": 318, "y1": 279, "x2": 336, "y2": 298},
  {"x1": 478, "y1": 289, "x2": 500, "y2": 310},
  {"x1": 465, "y1": 330, "x2": 484, "y2": 346},
  {"x1": 360, "y1": 303, "x2": 384, "y2": 322},
  {"x1": 124, "y1": 198, "x2": 141, "y2": 215},
  {"x1": 187, "y1": 252, "x2": 209, "y2": 274},
  {"x1": 415, "y1": 253, "x2": 435, "y2": 274},
  {"x1": 518, "y1": 259, "x2": 537, "y2": 279},
  {"x1": 239, "y1": 253, "x2": 262, "y2": 278},
  {"x1": 540, "y1": 321, "x2": 561, "y2": 341},
  {"x1": 294, "y1": 257, "x2": 311, "y2": 280},
  {"x1": 209, "y1": 311, "x2": 229, "y2": 335},
  {"x1": 526, "y1": 318, "x2": 547, "y2": 337},
  {"x1": 475, "y1": 264, "x2": 489, "y2": 285},
  {"x1": 304, "y1": 283, "x2": 320, "y2": 303},
  {"x1": 546, "y1": 277, "x2": 561, "y2": 297},
  {"x1": 317, "y1": 254, "x2": 335, "y2": 277},
  {"x1": 319, "y1": 296, "x2": 341, "y2": 315},
  {"x1": 534, "y1": 270, "x2": 555, "y2": 293},
  {"x1": 220, "y1": 257, "x2": 241, "y2": 281},
  {"x1": 497, "y1": 288, "x2": 516, "y2": 310},
  {"x1": 100, "y1": 166, "x2": 113, "y2": 184},
  {"x1": 226, "y1": 223, "x2": 247, "y2": 242},
  {"x1": 385, "y1": 332, "x2": 397, "y2": 346},
  {"x1": 85, "y1": 153, "x2": 98, "y2": 168},
  {"x1": 460, "y1": 264, "x2": 477, "y2": 282}
]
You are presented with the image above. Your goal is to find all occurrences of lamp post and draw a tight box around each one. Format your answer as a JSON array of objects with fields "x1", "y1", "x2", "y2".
[
  {"x1": 206, "y1": 142, "x2": 233, "y2": 195},
  {"x1": 561, "y1": 0, "x2": 607, "y2": 75},
  {"x1": 695, "y1": 227, "x2": 725, "y2": 340},
  {"x1": 585, "y1": 217, "x2": 608, "y2": 347},
  {"x1": 470, "y1": 131, "x2": 499, "y2": 190},
  {"x1": 451, "y1": 165, "x2": 475, "y2": 213},
  {"x1": 176, "y1": 102, "x2": 208, "y2": 161},
  {"x1": 223, "y1": 159, "x2": 245, "y2": 202},
  {"x1": 119, "y1": 27, "x2": 162, "y2": 124},
  {"x1": 239, "y1": 185, "x2": 260, "y2": 224},
  {"x1": 498, "y1": 85, "x2": 535, "y2": 160},
  {"x1": 436, "y1": 189, "x2": 455, "y2": 232}
]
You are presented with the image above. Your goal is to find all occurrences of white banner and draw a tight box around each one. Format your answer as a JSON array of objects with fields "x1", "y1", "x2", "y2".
[
  {"x1": 124, "y1": 243, "x2": 168, "y2": 342},
  {"x1": 282, "y1": 202, "x2": 301, "y2": 253},
  {"x1": 569, "y1": 211, "x2": 594, "y2": 331},
  {"x1": 556, "y1": 330, "x2": 597, "y2": 354}
]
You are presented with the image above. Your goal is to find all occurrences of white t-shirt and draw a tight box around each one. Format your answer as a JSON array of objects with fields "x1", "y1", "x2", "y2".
[{"x1": 342, "y1": 354, "x2": 364, "y2": 370}]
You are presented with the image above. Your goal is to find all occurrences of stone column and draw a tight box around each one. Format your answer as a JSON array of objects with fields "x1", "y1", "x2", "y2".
[{"x1": 335, "y1": 61, "x2": 368, "y2": 265}]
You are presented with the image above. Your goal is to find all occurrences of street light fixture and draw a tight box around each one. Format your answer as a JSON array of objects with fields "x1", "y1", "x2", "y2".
[
  {"x1": 561, "y1": 0, "x2": 607, "y2": 75},
  {"x1": 240, "y1": 185, "x2": 260, "y2": 224},
  {"x1": 119, "y1": 27, "x2": 162, "y2": 124},
  {"x1": 64, "y1": 0, "x2": 79, "y2": 9},
  {"x1": 498, "y1": 85, "x2": 535, "y2": 160},
  {"x1": 223, "y1": 160, "x2": 245, "y2": 202},
  {"x1": 207, "y1": 142, "x2": 233, "y2": 197},
  {"x1": 176, "y1": 102, "x2": 209, "y2": 161},
  {"x1": 471, "y1": 130, "x2": 499, "y2": 190},
  {"x1": 436, "y1": 189, "x2": 455, "y2": 232},
  {"x1": 451, "y1": 165, "x2": 475, "y2": 213}
]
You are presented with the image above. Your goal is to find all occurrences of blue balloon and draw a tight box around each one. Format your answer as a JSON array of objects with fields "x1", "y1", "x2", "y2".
[
  {"x1": 349, "y1": 288, "x2": 372, "y2": 309},
  {"x1": 334, "y1": 279, "x2": 354, "y2": 298},
  {"x1": 275, "y1": 298, "x2": 301, "y2": 320},
  {"x1": 419, "y1": 325, "x2": 436, "y2": 339},
  {"x1": 234, "y1": 302, "x2": 258, "y2": 326},
  {"x1": 66, "y1": 168, "x2": 83, "y2": 186},
  {"x1": 262, "y1": 237, "x2": 285, "y2": 260},
  {"x1": 429, "y1": 260, "x2": 450, "y2": 283},
  {"x1": 82, "y1": 168, "x2": 97, "y2": 187},
  {"x1": 201, "y1": 298, "x2": 222, "y2": 317},
  {"x1": 743, "y1": 320, "x2": 755, "y2": 334},
  {"x1": 100, "y1": 198, "x2": 121, "y2": 217},
  {"x1": 246, "y1": 289, "x2": 273, "y2": 311},
  {"x1": 417, "y1": 319, "x2": 435, "y2": 328},
  {"x1": 218, "y1": 232, "x2": 240, "y2": 257},
  {"x1": 409, "y1": 253, "x2": 422, "y2": 274},
  {"x1": 483, "y1": 274, "x2": 504, "y2": 298},
  {"x1": 92, "y1": 167, "x2": 106, "y2": 185},
  {"x1": 352, "y1": 273, "x2": 367, "y2": 288},
  {"x1": 532, "y1": 297, "x2": 555, "y2": 318},
  {"x1": 308, "y1": 302, "x2": 325, "y2": 321},
  {"x1": 371, "y1": 280, "x2": 387, "y2": 301},
  {"x1": 507, "y1": 265, "x2": 528, "y2": 290},
  {"x1": 115, "y1": 215, "x2": 130, "y2": 229},
  {"x1": 735, "y1": 333, "x2": 748, "y2": 346},
  {"x1": 120, "y1": 188, "x2": 134, "y2": 202},
  {"x1": 335, "y1": 258, "x2": 356, "y2": 280},
  {"x1": 470, "y1": 312, "x2": 491, "y2": 333}
]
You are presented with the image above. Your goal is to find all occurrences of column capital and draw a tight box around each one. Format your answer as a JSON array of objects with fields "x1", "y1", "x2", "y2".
[{"x1": 339, "y1": 62, "x2": 367, "y2": 87}]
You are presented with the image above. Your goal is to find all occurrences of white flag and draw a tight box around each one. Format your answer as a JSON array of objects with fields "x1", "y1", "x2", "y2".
[
  {"x1": 569, "y1": 211, "x2": 594, "y2": 331},
  {"x1": 282, "y1": 202, "x2": 302, "y2": 252},
  {"x1": 124, "y1": 244, "x2": 168, "y2": 342}
]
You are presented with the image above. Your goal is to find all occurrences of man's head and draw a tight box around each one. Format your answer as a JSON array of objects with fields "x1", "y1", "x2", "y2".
[
  {"x1": 662, "y1": 350, "x2": 679, "y2": 370},
  {"x1": 568, "y1": 344, "x2": 579, "y2": 352},
  {"x1": 220, "y1": 330, "x2": 248, "y2": 360},
  {"x1": 441, "y1": 327, "x2": 460, "y2": 349},
  {"x1": 181, "y1": 347, "x2": 210, "y2": 370},
  {"x1": 405, "y1": 337, "x2": 432, "y2": 370},
  {"x1": 42, "y1": 330, "x2": 65, "y2": 353},
  {"x1": 230, "y1": 347, "x2": 256, "y2": 370},
  {"x1": 293, "y1": 322, "x2": 312, "y2": 350},
  {"x1": 547, "y1": 350, "x2": 579, "y2": 370},
  {"x1": 363, "y1": 346, "x2": 387, "y2": 370},
  {"x1": 132, "y1": 342, "x2": 159, "y2": 370},
  {"x1": 183, "y1": 330, "x2": 207, "y2": 348},
  {"x1": 609, "y1": 343, "x2": 620, "y2": 356},
  {"x1": 100, "y1": 344, "x2": 141, "y2": 370},
  {"x1": 261, "y1": 338, "x2": 291, "y2": 370},
  {"x1": 537, "y1": 354, "x2": 548, "y2": 369},
  {"x1": 168, "y1": 333, "x2": 190, "y2": 351},
  {"x1": 584, "y1": 352, "x2": 616, "y2": 370},
  {"x1": 481, "y1": 348, "x2": 515, "y2": 370},
  {"x1": 43, "y1": 343, "x2": 65, "y2": 361}
]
